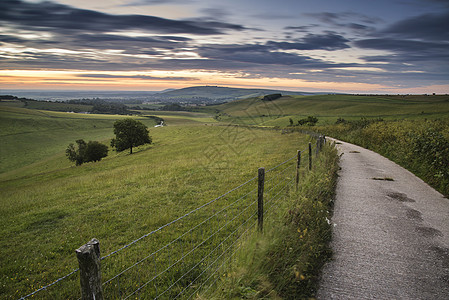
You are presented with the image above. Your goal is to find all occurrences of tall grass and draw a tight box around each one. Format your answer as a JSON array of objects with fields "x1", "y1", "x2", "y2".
[
  {"x1": 202, "y1": 143, "x2": 339, "y2": 299},
  {"x1": 320, "y1": 119, "x2": 449, "y2": 196}
]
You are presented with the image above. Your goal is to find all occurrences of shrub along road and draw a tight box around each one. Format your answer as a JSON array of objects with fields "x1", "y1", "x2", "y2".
[{"x1": 317, "y1": 139, "x2": 449, "y2": 299}]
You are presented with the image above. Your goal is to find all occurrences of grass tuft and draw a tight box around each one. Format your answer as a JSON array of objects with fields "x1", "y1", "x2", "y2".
[{"x1": 204, "y1": 143, "x2": 339, "y2": 299}]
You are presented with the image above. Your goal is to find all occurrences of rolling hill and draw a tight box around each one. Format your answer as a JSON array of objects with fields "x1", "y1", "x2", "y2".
[
  {"x1": 210, "y1": 94, "x2": 449, "y2": 126},
  {"x1": 149, "y1": 85, "x2": 321, "y2": 103}
]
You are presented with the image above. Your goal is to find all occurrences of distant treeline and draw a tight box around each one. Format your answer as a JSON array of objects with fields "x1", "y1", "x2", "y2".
[
  {"x1": 67, "y1": 99, "x2": 130, "y2": 114},
  {"x1": 0, "y1": 95, "x2": 132, "y2": 115}
]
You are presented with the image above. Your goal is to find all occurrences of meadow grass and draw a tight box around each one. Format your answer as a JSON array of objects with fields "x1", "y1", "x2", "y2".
[
  {"x1": 201, "y1": 143, "x2": 339, "y2": 299},
  {"x1": 210, "y1": 94, "x2": 449, "y2": 126},
  {"x1": 0, "y1": 106, "x2": 157, "y2": 176},
  {"x1": 0, "y1": 109, "x2": 312, "y2": 298},
  {"x1": 4, "y1": 93, "x2": 443, "y2": 299}
]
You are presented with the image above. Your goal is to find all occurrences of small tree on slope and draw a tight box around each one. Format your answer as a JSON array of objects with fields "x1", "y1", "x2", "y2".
[{"x1": 111, "y1": 118, "x2": 152, "y2": 154}]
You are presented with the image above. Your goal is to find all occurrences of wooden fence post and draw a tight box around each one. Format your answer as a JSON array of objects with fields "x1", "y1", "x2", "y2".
[
  {"x1": 308, "y1": 142, "x2": 312, "y2": 170},
  {"x1": 76, "y1": 238, "x2": 103, "y2": 300},
  {"x1": 295, "y1": 150, "x2": 301, "y2": 190},
  {"x1": 257, "y1": 167, "x2": 265, "y2": 233}
]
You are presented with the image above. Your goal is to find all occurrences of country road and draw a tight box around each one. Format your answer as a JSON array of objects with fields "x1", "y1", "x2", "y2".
[{"x1": 317, "y1": 139, "x2": 449, "y2": 299}]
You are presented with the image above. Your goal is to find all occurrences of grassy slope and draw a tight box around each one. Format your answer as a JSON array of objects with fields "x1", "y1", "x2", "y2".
[
  {"x1": 5, "y1": 93, "x2": 445, "y2": 298},
  {"x1": 0, "y1": 106, "x2": 310, "y2": 298},
  {"x1": 211, "y1": 94, "x2": 449, "y2": 126},
  {"x1": 0, "y1": 106, "x2": 157, "y2": 177}
]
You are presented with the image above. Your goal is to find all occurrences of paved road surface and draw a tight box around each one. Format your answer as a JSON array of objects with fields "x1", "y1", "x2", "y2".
[{"x1": 317, "y1": 139, "x2": 449, "y2": 299}]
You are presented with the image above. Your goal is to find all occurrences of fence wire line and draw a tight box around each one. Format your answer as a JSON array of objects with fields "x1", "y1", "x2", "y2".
[
  {"x1": 101, "y1": 174, "x2": 258, "y2": 261},
  {"x1": 124, "y1": 197, "x2": 258, "y2": 299},
  {"x1": 266, "y1": 146, "x2": 308, "y2": 174},
  {"x1": 17, "y1": 141, "x2": 320, "y2": 299},
  {"x1": 266, "y1": 154, "x2": 296, "y2": 173},
  {"x1": 265, "y1": 162, "x2": 296, "y2": 190},
  {"x1": 18, "y1": 267, "x2": 80, "y2": 300},
  {"x1": 265, "y1": 176, "x2": 296, "y2": 215},
  {"x1": 197, "y1": 216, "x2": 257, "y2": 298},
  {"x1": 103, "y1": 185, "x2": 258, "y2": 287},
  {"x1": 156, "y1": 204, "x2": 256, "y2": 300}
]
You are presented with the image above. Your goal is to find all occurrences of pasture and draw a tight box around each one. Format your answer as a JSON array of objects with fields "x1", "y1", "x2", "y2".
[
  {"x1": 3, "y1": 93, "x2": 448, "y2": 298},
  {"x1": 0, "y1": 105, "x2": 312, "y2": 298},
  {"x1": 211, "y1": 94, "x2": 449, "y2": 126}
]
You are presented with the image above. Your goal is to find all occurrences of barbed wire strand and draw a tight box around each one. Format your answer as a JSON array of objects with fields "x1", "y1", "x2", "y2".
[
  {"x1": 103, "y1": 185, "x2": 257, "y2": 287},
  {"x1": 18, "y1": 143, "x2": 319, "y2": 300},
  {"x1": 184, "y1": 213, "x2": 257, "y2": 300},
  {"x1": 265, "y1": 177, "x2": 296, "y2": 215},
  {"x1": 123, "y1": 199, "x2": 258, "y2": 299},
  {"x1": 101, "y1": 175, "x2": 258, "y2": 261},
  {"x1": 160, "y1": 207, "x2": 257, "y2": 300},
  {"x1": 198, "y1": 217, "x2": 257, "y2": 298},
  {"x1": 265, "y1": 155, "x2": 296, "y2": 173},
  {"x1": 18, "y1": 268, "x2": 79, "y2": 300}
]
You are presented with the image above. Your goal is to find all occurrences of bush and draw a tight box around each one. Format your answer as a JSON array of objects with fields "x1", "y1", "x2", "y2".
[
  {"x1": 262, "y1": 94, "x2": 282, "y2": 101},
  {"x1": 66, "y1": 139, "x2": 108, "y2": 166},
  {"x1": 85, "y1": 141, "x2": 109, "y2": 162}
]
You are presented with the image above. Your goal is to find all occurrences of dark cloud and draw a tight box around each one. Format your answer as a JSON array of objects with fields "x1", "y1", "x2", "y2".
[
  {"x1": 355, "y1": 39, "x2": 449, "y2": 55},
  {"x1": 196, "y1": 43, "x2": 352, "y2": 67},
  {"x1": 355, "y1": 9, "x2": 449, "y2": 73},
  {"x1": 267, "y1": 33, "x2": 350, "y2": 51},
  {"x1": 0, "y1": 31, "x2": 188, "y2": 56},
  {"x1": 305, "y1": 12, "x2": 380, "y2": 34},
  {"x1": 284, "y1": 25, "x2": 318, "y2": 33},
  {"x1": 0, "y1": 0, "x2": 246, "y2": 35},
  {"x1": 380, "y1": 11, "x2": 449, "y2": 41}
]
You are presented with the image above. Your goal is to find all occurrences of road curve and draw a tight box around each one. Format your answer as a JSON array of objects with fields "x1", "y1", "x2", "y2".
[{"x1": 317, "y1": 139, "x2": 449, "y2": 300}]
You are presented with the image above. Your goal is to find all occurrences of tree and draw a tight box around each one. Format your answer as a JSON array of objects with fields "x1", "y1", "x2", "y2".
[
  {"x1": 111, "y1": 118, "x2": 152, "y2": 154},
  {"x1": 66, "y1": 139, "x2": 108, "y2": 166},
  {"x1": 66, "y1": 139, "x2": 87, "y2": 166},
  {"x1": 85, "y1": 141, "x2": 108, "y2": 162}
]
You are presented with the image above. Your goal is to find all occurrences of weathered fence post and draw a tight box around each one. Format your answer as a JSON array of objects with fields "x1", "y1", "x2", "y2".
[
  {"x1": 295, "y1": 150, "x2": 301, "y2": 190},
  {"x1": 257, "y1": 167, "x2": 265, "y2": 233},
  {"x1": 308, "y1": 142, "x2": 312, "y2": 170},
  {"x1": 76, "y1": 238, "x2": 103, "y2": 300}
]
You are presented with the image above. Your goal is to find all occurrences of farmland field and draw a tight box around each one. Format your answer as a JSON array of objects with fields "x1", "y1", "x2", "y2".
[
  {"x1": 210, "y1": 94, "x2": 449, "y2": 126},
  {"x1": 0, "y1": 103, "x2": 313, "y2": 298}
]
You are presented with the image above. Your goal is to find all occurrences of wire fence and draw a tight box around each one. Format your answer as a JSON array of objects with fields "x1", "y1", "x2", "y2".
[{"x1": 18, "y1": 137, "x2": 325, "y2": 300}]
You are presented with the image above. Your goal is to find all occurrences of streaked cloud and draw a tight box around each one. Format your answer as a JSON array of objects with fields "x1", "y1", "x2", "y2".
[{"x1": 0, "y1": 0, "x2": 448, "y2": 93}]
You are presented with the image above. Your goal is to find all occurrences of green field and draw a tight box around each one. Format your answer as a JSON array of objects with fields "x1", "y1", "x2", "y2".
[
  {"x1": 0, "y1": 103, "x2": 316, "y2": 298},
  {"x1": 210, "y1": 94, "x2": 449, "y2": 126},
  {"x1": 0, "y1": 106, "x2": 163, "y2": 178},
  {"x1": 2, "y1": 93, "x2": 448, "y2": 299}
]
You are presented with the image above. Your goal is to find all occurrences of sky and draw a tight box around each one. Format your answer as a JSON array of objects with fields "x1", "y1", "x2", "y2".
[{"x1": 0, "y1": 0, "x2": 448, "y2": 93}]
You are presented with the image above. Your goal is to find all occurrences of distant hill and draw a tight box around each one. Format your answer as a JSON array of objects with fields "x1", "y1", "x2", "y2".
[
  {"x1": 209, "y1": 94, "x2": 449, "y2": 126},
  {"x1": 150, "y1": 86, "x2": 321, "y2": 103}
]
